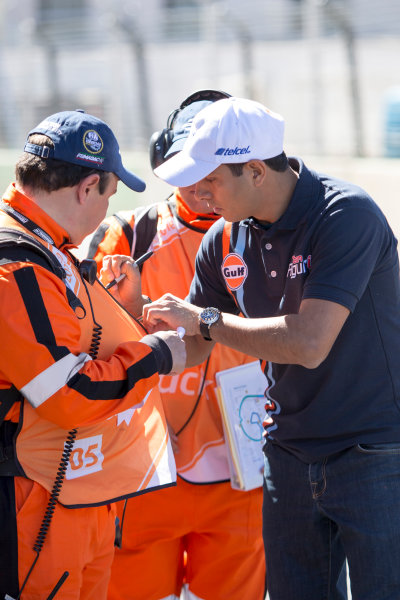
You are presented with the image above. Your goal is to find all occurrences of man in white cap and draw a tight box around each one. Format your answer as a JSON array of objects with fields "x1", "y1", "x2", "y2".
[{"x1": 142, "y1": 96, "x2": 400, "y2": 600}]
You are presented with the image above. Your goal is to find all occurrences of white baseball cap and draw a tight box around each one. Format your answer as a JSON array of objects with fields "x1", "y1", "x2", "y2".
[{"x1": 154, "y1": 97, "x2": 285, "y2": 187}]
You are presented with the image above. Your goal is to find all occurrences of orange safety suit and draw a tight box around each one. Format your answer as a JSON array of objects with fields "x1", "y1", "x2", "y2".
[
  {"x1": 89, "y1": 191, "x2": 266, "y2": 600},
  {"x1": 0, "y1": 184, "x2": 175, "y2": 600}
]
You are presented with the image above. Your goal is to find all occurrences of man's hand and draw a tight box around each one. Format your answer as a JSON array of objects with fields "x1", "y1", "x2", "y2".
[
  {"x1": 143, "y1": 293, "x2": 202, "y2": 335},
  {"x1": 150, "y1": 330, "x2": 187, "y2": 374},
  {"x1": 100, "y1": 254, "x2": 143, "y2": 316}
]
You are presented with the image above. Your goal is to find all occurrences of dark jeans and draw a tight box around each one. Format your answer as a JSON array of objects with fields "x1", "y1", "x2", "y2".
[{"x1": 263, "y1": 441, "x2": 400, "y2": 600}]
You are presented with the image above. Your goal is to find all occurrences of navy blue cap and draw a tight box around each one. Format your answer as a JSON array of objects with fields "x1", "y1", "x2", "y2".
[
  {"x1": 24, "y1": 110, "x2": 146, "y2": 192},
  {"x1": 164, "y1": 100, "x2": 213, "y2": 159}
]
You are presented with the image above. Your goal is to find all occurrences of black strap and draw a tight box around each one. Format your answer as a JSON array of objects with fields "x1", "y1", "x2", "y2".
[
  {"x1": 0, "y1": 386, "x2": 21, "y2": 429},
  {"x1": 0, "y1": 475, "x2": 19, "y2": 597},
  {"x1": 0, "y1": 388, "x2": 21, "y2": 475},
  {"x1": 86, "y1": 222, "x2": 110, "y2": 260},
  {"x1": 0, "y1": 228, "x2": 84, "y2": 313},
  {"x1": 0, "y1": 420, "x2": 21, "y2": 477},
  {"x1": 86, "y1": 204, "x2": 159, "y2": 271},
  {"x1": 131, "y1": 204, "x2": 159, "y2": 263},
  {"x1": 113, "y1": 213, "x2": 134, "y2": 253},
  {"x1": 0, "y1": 228, "x2": 65, "y2": 278},
  {"x1": 106, "y1": 204, "x2": 159, "y2": 270}
]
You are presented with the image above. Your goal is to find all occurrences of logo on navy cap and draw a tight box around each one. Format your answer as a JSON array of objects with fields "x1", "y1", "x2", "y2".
[{"x1": 83, "y1": 130, "x2": 103, "y2": 154}]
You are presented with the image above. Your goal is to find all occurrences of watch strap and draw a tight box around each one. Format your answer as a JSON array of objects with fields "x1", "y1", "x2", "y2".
[{"x1": 199, "y1": 320, "x2": 212, "y2": 341}]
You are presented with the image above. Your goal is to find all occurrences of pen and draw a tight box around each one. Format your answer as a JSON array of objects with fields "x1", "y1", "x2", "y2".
[{"x1": 105, "y1": 250, "x2": 154, "y2": 290}]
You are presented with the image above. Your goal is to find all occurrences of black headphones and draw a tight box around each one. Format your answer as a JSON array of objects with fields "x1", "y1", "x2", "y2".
[{"x1": 149, "y1": 89, "x2": 231, "y2": 170}]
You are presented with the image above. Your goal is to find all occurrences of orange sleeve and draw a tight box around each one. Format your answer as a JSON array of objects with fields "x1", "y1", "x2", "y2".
[{"x1": 0, "y1": 261, "x2": 159, "y2": 430}]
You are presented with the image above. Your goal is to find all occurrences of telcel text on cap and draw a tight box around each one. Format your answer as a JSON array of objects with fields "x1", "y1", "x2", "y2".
[{"x1": 154, "y1": 97, "x2": 284, "y2": 188}]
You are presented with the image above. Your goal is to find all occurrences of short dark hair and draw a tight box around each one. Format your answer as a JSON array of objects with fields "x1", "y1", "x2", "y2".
[
  {"x1": 226, "y1": 152, "x2": 289, "y2": 177},
  {"x1": 15, "y1": 134, "x2": 111, "y2": 193}
]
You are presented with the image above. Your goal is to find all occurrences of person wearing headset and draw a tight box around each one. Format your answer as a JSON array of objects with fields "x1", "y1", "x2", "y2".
[{"x1": 86, "y1": 90, "x2": 266, "y2": 600}]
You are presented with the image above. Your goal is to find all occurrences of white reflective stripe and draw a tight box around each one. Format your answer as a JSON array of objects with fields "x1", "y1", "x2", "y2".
[
  {"x1": 145, "y1": 434, "x2": 176, "y2": 490},
  {"x1": 138, "y1": 427, "x2": 171, "y2": 491},
  {"x1": 21, "y1": 352, "x2": 92, "y2": 408},
  {"x1": 231, "y1": 225, "x2": 249, "y2": 317}
]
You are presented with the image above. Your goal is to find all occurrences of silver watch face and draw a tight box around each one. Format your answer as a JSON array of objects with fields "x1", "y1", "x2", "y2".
[{"x1": 200, "y1": 307, "x2": 220, "y2": 325}]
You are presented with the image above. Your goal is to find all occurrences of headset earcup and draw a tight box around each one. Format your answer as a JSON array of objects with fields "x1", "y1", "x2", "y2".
[
  {"x1": 150, "y1": 90, "x2": 231, "y2": 170},
  {"x1": 149, "y1": 128, "x2": 174, "y2": 170}
]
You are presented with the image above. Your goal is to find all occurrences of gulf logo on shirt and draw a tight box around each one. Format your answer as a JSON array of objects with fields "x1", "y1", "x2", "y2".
[{"x1": 221, "y1": 253, "x2": 248, "y2": 290}]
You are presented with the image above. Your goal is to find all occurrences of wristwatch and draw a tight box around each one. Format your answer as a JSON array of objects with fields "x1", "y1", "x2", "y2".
[{"x1": 199, "y1": 307, "x2": 221, "y2": 341}]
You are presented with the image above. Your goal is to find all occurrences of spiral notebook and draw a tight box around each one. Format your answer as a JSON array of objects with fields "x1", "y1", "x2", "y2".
[{"x1": 216, "y1": 361, "x2": 268, "y2": 491}]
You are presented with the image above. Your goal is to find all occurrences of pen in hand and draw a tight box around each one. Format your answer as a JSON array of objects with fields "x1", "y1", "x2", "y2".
[{"x1": 105, "y1": 250, "x2": 154, "y2": 290}]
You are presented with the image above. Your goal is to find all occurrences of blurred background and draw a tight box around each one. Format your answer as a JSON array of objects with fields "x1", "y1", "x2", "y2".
[{"x1": 0, "y1": 0, "x2": 399, "y2": 234}]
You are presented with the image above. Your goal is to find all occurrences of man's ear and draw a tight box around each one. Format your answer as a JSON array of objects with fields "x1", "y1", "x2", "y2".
[
  {"x1": 246, "y1": 160, "x2": 267, "y2": 186},
  {"x1": 77, "y1": 173, "x2": 101, "y2": 204}
]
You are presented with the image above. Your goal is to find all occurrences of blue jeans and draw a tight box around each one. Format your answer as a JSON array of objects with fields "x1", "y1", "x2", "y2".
[{"x1": 263, "y1": 441, "x2": 400, "y2": 600}]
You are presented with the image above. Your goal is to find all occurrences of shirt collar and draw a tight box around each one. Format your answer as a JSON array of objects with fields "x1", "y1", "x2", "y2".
[
  {"x1": 242, "y1": 157, "x2": 321, "y2": 233},
  {"x1": 2, "y1": 183, "x2": 72, "y2": 249}
]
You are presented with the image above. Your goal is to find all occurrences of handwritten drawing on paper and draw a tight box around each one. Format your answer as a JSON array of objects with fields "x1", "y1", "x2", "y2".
[{"x1": 216, "y1": 361, "x2": 268, "y2": 491}]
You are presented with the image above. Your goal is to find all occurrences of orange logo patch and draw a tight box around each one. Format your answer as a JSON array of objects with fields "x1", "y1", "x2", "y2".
[{"x1": 221, "y1": 253, "x2": 248, "y2": 290}]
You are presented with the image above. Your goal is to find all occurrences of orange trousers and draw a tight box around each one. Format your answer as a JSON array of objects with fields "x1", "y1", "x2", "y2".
[
  {"x1": 13, "y1": 477, "x2": 115, "y2": 600},
  {"x1": 108, "y1": 477, "x2": 265, "y2": 600}
]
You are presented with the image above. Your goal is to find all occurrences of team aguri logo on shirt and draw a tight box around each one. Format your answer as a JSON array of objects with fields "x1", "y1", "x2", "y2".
[
  {"x1": 221, "y1": 253, "x2": 248, "y2": 290},
  {"x1": 287, "y1": 254, "x2": 312, "y2": 279}
]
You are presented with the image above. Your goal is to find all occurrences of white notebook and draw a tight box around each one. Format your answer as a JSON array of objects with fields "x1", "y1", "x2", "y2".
[{"x1": 216, "y1": 361, "x2": 268, "y2": 491}]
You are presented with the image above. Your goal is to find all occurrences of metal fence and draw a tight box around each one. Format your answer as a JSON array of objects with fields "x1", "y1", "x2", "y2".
[{"x1": 0, "y1": 0, "x2": 399, "y2": 157}]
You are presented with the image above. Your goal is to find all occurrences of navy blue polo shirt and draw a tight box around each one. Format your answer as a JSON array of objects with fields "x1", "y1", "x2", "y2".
[{"x1": 187, "y1": 157, "x2": 400, "y2": 462}]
